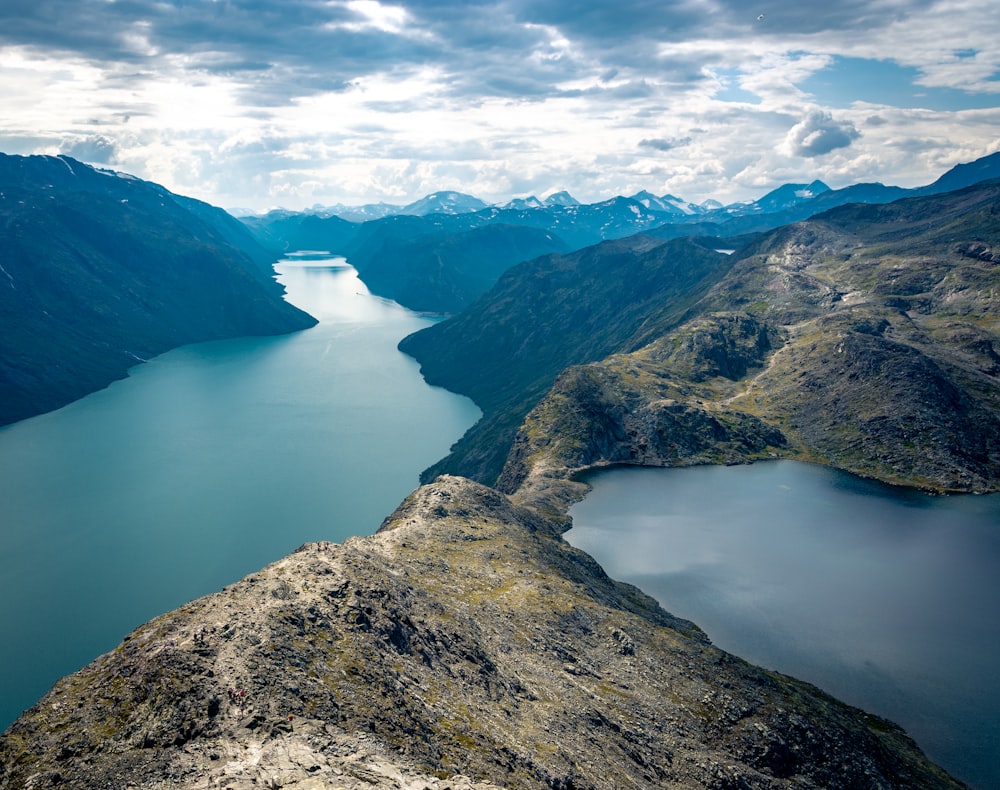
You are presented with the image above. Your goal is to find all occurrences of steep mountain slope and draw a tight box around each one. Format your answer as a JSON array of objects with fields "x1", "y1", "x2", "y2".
[
  {"x1": 0, "y1": 154, "x2": 316, "y2": 426},
  {"x1": 496, "y1": 180, "x2": 1000, "y2": 507},
  {"x1": 399, "y1": 235, "x2": 737, "y2": 483},
  {"x1": 0, "y1": 475, "x2": 963, "y2": 789},
  {"x1": 239, "y1": 210, "x2": 359, "y2": 256},
  {"x1": 346, "y1": 222, "x2": 570, "y2": 314}
]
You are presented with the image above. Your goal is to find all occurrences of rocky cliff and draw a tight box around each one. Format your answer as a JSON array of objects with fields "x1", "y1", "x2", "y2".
[{"x1": 0, "y1": 476, "x2": 964, "y2": 789}]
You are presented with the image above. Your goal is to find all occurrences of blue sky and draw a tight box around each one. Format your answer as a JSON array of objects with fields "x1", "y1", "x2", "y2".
[{"x1": 1, "y1": 0, "x2": 998, "y2": 210}]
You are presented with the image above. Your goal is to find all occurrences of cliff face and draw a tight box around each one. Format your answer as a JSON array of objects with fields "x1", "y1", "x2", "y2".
[{"x1": 0, "y1": 477, "x2": 963, "y2": 789}]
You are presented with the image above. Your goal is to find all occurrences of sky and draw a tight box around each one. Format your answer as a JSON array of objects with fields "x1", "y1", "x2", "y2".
[{"x1": 1, "y1": 0, "x2": 998, "y2": 212}]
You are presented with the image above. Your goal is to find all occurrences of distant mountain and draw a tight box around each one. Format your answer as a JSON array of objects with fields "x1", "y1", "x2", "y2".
[
  {"x1": 400, "y1": 191, "x2": 489, "y2": 216},
  {"x1": 542, "y1": 190, "x2": 579, "y2": 207},
  {"x1": 346, "y1": 221, "x2": 570, "y2": 313},
  {"x1": 240, "y1": 151, "x2": 1000, "y2": 315},
  {"x1": 310, "y1": 201, "x2": 401, "y2": 223},
  {"x1": 741, "y1": 180, "x2": 830, "y2": 214},
  {"x1": 915, "y1": 151, "x2": 1000, "y2": 196},
  {"x1": 0, "y1": 154, "x2": 316, "y2": 426},
  {"x1": 628, "y1": 190, "x2": 703, "y2": 216},
  {"x1": 240, "y1": 210, "x2": 359, "y2": 255},
  {"x1": 500, "y1": 195, "x2": 545, "y2": 211}
]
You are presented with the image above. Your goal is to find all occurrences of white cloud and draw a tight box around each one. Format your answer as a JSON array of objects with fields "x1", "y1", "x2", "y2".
[
  {"x1": 0, "y1": 0, "x2": 997, "y2": 209},
  {"x1": 784, "y1": 110, "x2": 861, "y2": 157}
]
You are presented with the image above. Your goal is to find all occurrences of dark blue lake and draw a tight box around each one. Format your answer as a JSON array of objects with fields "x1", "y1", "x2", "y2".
[
  {"x1": 0, "y1": 256, "x2": 480, "y2": 730},
  {"x1": 566, "y1": 462, "x2": 1000, "y2": 790}
]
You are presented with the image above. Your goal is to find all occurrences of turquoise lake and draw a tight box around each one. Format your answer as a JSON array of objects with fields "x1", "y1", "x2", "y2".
[
  {"x1": 0, "y1": 256, "x2": 480, "y2": 730},
  {"x1": 566, "y1": 462, "x2": 1000, "y2": 790}
]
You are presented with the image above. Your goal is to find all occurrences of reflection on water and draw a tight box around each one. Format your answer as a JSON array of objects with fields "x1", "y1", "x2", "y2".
[
  {"x1": 566, "y1": 461, "x2": 1000, "y2": 790},
  {"x1": 0, "y1": 255, "x2": 480, "y2": 731}
]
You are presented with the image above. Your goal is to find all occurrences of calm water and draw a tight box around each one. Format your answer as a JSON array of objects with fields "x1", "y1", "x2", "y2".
[
  {"x1": 566, "y1": 462, "x2": 1000, "y2": 790},
  {"x1": 0, "y1": 256, "x2": 480, "y2": 730}
]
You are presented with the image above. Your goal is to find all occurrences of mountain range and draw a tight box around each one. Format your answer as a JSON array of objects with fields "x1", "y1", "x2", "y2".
[{"x1": 241, "y1": 152, "x2": 1000, "y2": 314}]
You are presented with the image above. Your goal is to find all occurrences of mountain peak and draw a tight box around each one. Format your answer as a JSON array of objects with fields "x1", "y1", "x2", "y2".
[
  {"x1": 542, "y1": 190, "x2": 580, "y2": 207},
  {"x1": 400, "y1": 191, "x2": 489, "y2": 216}
]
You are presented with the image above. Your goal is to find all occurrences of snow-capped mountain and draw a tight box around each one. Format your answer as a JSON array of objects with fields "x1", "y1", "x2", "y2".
[
  {"x1": 501, "y1": 195, "x2": 546, "y2": 211},
  {"x1": 628, "y1": 190, "x2": 704, "y2": 216},
  {"x1": 400, "y1": 191, "x2": 490, "y2": 216},
  {"x1": 542, "y1": 190, "x2": 580, "y2": 207}
]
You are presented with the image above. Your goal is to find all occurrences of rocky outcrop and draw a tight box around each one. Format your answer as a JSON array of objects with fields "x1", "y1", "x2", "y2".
[{"x1": 0, "y1": 477, "x2": 964, "y2": 789}]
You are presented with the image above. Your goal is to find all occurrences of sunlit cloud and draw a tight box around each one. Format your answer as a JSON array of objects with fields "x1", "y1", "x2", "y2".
[{"x1": 0, "y1": 0, "x2": 996, "y2": 209}]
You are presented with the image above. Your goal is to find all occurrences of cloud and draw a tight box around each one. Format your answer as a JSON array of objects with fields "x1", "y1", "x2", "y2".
[
  {"x1": 639, "y1": 137, "x2": 692, "y2": 153},
  {"x1": 784, "y1": 110, "x2": 861, "y2": 157},
  {"x1": 0, "y1": 0, "x2": 997, "y2": 209},
  {"x1": 61, "y1": 134, "x2": 117, "y2": 164}
]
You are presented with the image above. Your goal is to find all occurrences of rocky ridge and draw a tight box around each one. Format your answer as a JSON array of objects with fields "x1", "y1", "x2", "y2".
[{"x1": 0, "y1": 477, "x2": 964, "y2": 788}]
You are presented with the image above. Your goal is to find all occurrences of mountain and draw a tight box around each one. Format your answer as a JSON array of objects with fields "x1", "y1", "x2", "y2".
[
  {"x1": 400, "y1": 190, "x2": 490, "y2": 216},
  {"x1": 542, "y1": 190, "x2": 579, "y2": 207},
  {"x1": 402, "y1": 179, "x2": 1000, "y2": 495},
  {"x1": 311, "y1": 201, "x2": 401, "y2": 223},
  {"x1": 398, "y1": 235, "x2": 737, "y2": 481},
  {"x1": 0, "y1": 474, "x2": 963, "y2": 789},
  {"x1": 742, "y1": 180, "x2": 830, "y2": 213},
  {"x1": 0, "y1": 154, "x2": 316, "y2": 426},
  {"x1": 628, "y1": 190, "x2": 703, "y2": 215},
  {"x1": 916, "y1": 151, "x2": 1000, "y2": 196},
  {"x1": 239, "y1": 209, "x2": 359, "y2": 254},
  {"x1": 346, "y1": 221, "x2": 570, "y2": 313},
  {"x1": 500, "y1": 195, "x2": 545, "y2": 211}
]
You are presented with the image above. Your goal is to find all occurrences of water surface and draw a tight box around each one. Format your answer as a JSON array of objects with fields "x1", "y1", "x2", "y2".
[
  {"x1": 0, "y1": 256, "x2": 480, "y2": 730},
  {"x1": 566, "y1": 461, "x2": 1000, "y2": 789}
]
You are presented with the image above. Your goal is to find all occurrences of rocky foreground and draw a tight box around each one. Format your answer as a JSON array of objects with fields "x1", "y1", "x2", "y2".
[{"x1": 0, "y1": 476, "x2": 964, "y2": 788}]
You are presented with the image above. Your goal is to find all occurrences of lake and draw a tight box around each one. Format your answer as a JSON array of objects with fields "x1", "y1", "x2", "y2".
[
  {"x1": 566, "y1": 461, "x2": 1000, "y2": 790},
  {"x1": 0, "y1": 256, "x2": 480, "y2": 731}
]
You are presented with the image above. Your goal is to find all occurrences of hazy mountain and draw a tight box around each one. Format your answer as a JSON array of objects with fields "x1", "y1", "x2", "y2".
[
  {"x1": 0, "y1": 154, "x2": 316, "y2": 426},
  {"x1": 240, "y1": 209, "x2": 359, "y2": 255},
  {"x1": 399, "y1": 190, "x2": 490, "y2": 216},
  {"x1": 916, "y1": 151, "x2": 1000, "y2": 196},
  {"x1": 628, "y1": 190, "x2": 703, "y2": 215},
  {"x1": 402, "y1": 179, "x2": 1000, "y2": 492},
  {"x1": 346, "y1": 221, "x2": 570, "y2": 313},
  {"x1": 542, "y1": 190, "x2": 579, "y2": 207},
  {"x1": 500, "y1": 195, "x2": 545, "y2": 211}
]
